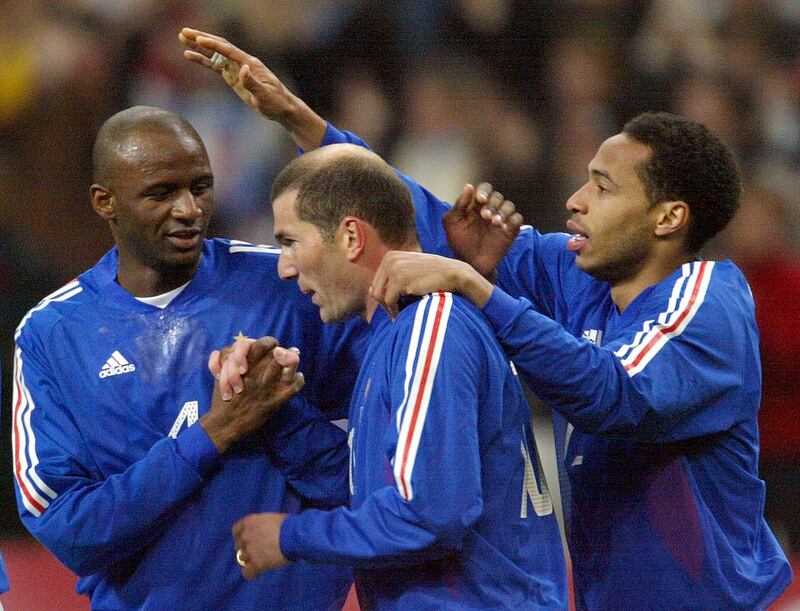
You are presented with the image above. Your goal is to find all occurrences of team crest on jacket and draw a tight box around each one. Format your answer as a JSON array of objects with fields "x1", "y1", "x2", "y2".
[{"x1": 98, "y1": 351, "x2": 136, "y2": 378}]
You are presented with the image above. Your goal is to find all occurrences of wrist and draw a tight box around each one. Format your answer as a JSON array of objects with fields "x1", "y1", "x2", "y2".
[
  {"x1": 199, "y1": 412, "x2": 234, "y2": 454},
  {"x1": 456, "y1": 262, "x2": 494, "y2": 308},
  {"x1": 281, "y1": 99, "x2": 326, "y2": 151}
]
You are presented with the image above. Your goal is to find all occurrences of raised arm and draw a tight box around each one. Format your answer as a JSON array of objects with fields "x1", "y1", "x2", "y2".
[{"x1": 179, "y1": 27, "x2": 326, "y2": 151}]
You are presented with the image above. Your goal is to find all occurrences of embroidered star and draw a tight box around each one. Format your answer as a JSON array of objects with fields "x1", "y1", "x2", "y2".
[{"x1": 233, "y1": 331, "x2": 251, "y2": 342}]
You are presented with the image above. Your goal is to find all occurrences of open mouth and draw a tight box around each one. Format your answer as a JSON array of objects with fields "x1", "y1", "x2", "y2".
[{"x1": 566, "y1": 221, "x2": 588, "y2": 253}]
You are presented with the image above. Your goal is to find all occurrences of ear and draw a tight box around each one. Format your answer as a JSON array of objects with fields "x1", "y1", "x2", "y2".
[
  {"x1": 91, "y1": 184, "x2": 115, "y2": 220},
  {"x1": 340, "y1": 216, "x2": 367, "y2": 262},
  {"x1": 653, "y1": 200, "x2": 689, "y2": 239}
]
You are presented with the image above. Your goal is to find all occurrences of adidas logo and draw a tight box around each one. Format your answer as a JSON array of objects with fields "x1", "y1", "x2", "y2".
[{"x1": 99, "y1": 351, "x2": 137, "y2": 378}]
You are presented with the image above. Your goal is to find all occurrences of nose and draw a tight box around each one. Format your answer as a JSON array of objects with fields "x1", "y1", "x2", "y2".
[
  {"x1": 277, "y1": 251, "x2": 297, "y2": 280},
  {"x1": 172, "y1": 190, "x2": 203, "y2": 221},
  {"x1": 566, "y1": 183, "x2": 589, "y2": 214}
]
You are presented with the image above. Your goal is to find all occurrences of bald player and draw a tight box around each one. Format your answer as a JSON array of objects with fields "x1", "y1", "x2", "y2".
[{"x1": 11, "y1": 106, "x2": 373, "y2": 610}]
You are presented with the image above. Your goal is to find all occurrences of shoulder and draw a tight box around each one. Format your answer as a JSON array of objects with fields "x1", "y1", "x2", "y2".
[
  {"x1": 394, "y1": 292, "x2": 492, "y2": 353},
  {"x1": 15, "y1": 278, "x2": 92, "y2": 345},
  {"x1": 208, "y1": 238, "x2": 281, "y2": 269}
]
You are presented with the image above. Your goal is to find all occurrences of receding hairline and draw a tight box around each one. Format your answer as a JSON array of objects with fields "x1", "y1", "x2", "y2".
[{"x1": 92, "y1": 106, "x2": 205, "y2": 185}]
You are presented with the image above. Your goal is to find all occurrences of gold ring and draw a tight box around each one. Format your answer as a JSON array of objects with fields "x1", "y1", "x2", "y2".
[{"x1": 236, "y1": 549, "x2": 246, "y2": 567}]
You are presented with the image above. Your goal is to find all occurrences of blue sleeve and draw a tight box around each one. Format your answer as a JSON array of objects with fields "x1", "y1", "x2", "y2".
[
  {"x1": 496, "y1": 226, "x2": 581, "y2": 320},
  {"x1": 263, "y1": 396, "x2": 349, "y2": 509},
  {"x1": 0, "y1": 553, "x2": 7, "y2": 594},
  {"x1": 280, "y1": 297, "x2": 483, "y2": 567},
  {"x1": 319, "y1": 123, "x2": 452, "y2": 257},
  {"x1": 482, "y1": 262, "x2": 753, "y2": 441},
  {"x1": 12, "y1": 333, "x2": 222, "y2": 577}
]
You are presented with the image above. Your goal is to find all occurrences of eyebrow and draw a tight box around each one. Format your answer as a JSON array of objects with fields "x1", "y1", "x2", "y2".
[{"x1": 590, "y1": 168, "x2": 620, "y2": 188}]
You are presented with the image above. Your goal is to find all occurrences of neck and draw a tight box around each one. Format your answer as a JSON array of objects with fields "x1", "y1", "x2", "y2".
[
  {"x1": 362, "y1": 241, "x2": 422, "y2": 323},
  {"x1": 116, "y1": 257, "x2": 199, "y2": 297},
  {"x1": 610, "y1": 250, "x2": 696, "y2": 313}
]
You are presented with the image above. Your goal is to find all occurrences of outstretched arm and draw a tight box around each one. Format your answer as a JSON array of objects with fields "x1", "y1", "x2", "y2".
[
  {"x1": 370, "y1": 185, "x2": 522, "y2": 314},
  {"x1": 179, "y1": 27, "x2": 326, "y2": 151}
]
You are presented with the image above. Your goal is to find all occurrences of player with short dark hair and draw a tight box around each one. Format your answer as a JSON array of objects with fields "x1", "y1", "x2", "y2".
[
  {"x1": 230, "y1": 144, "x2": 568, "y2": 609},
  {"x1": 370, "y1": 115, "x2": 794, "y2": 609}
]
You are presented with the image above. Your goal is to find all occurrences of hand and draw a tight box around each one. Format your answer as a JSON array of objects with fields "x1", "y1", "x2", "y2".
[
  {"x1": 201, "y1": 338, "x2": 305, "y2": 453},
  {"x1": 370, "y1": 252, "x2": 494, "y2": 317},
  {"x1": 179, "y1": 27, "x2": 326, "y2": 150},
  {"x1": 209, "y1": 337, "x2": 301, "y2": 401},
  {"x1": 233, "y1": 512, "x2": 291, "y2": 579},
  {"x1": 444, "y1": 182, "x2": 523, "y2": 278}
]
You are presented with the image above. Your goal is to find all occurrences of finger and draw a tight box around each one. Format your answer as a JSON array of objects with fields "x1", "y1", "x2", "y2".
[
  {"x1": 452, "y1": 183, "x2": 474, "y2": 212},
  {"x1": 243, "y1": 563, "x2": 260, "y2": 580},
  {"x1": 487, "y1": 190, "x2": 505, "y2": 213},
  {"x1": 179, "y1": 32, "x2": 213, "y2": 58},
  {"x1": 503, "y1": 212, "x2": 524, "y2": 237},
  {"x1": 492, "y1": 199, "x2": 516, "y2": 226},
  {"x1": 219, "y1": 356, "x2": 240, "y2": 400},
  {"x1": 208, "y1": 350, "x2": 222, "y2": 378},
  {"x1": 293, "y1": 372, "x2": 305, "y2": 393},
  {"x1": 230, "y1": 338, "x2": 258, "y2": 374},
  {"x1": 475, "y1": 182, "x2": 493, "y2": 204},
  {"x1": 274, "y1": 347, "x2": 300, "y2": 384},
  {"x1": 183, "y1": 50, "x2": 219, "y2": 73},
  {"x1": 382, "y1": 278, "x2": 402, "y2": 320},
  {"x1": 193, "y1": 34, "x2": 253, "y2": 67},
  {"x1": 273, "y1": 346, "x2": 300, "y2": 368}
]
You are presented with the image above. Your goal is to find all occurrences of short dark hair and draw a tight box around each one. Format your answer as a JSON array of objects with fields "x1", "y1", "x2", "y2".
[
  {"x1": 271, "y1": 147, "x2": 418, "y2": 248},
  {"x1": 623, "y1": 112, "x2": 742, "y2": 253}
]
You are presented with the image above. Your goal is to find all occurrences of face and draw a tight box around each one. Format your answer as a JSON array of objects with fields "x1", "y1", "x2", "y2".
[
  {"x1": 565, "y1": 133, "x2": 659, "y2": 285},
  {"x1": 103, "y1": 129, "x2": 214, "y2": 278},
  {"x1": 273, "y1": 190, "x2": 366, "y2": 323}
]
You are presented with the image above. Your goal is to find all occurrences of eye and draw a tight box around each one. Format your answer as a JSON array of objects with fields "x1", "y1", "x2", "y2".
[
  {"x1": 190, "y1": 179, "x2": 213, "y2": 196},
  {"x1": 148, "y1": 188, "x2": 174, "y2": 201}
]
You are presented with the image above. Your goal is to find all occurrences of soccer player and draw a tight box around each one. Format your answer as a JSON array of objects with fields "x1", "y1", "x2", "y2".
[
  {"x1": 182, "y1": 32, "x2": 791, "y2": 610},
  {"x1": 369, "y1": 116, "x2": 794, "y2": 609},
  {"x1": 12, "y1": 106, "x2": 368, "y2": 610},
  {"x1": 228, "y1": 143, "x2": 567, "y2": 609}
]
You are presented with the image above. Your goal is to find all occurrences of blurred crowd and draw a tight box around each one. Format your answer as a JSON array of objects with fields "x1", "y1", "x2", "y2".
[{"x1": 1, "y1": 0, "x2": 799, "y2": 556}]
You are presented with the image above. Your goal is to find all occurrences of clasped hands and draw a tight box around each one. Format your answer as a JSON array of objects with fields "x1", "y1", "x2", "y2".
[{"x1": 205, "y1": 336, "x2": 298, "y2": 578}]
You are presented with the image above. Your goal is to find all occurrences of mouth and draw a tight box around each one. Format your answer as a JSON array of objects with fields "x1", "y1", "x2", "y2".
[
  {"x1": 565, "y1": 220, "x2": 588, "y2": 253},
  {"x1": 299, "y1": 285, "x2": 318, "y2": 304},
  {"x1": 166, "y1": 228, "x2": 202, "y2": 250}
]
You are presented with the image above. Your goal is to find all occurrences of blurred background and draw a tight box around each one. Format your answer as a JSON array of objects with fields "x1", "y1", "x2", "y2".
[{"x1": 1, "y1": 0, "x2": 799, "y2": 607}]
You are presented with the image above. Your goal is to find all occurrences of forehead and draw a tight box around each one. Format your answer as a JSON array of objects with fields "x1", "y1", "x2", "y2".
[
  {"x1": 114, "y1": 130, "x2": 210, "y2": 181},
  {"x1": 590, "y1": 133, "x2": 652, "y2": 184},
  {"x1": 273, "y1": 190, "x2": 323, "y2": 237}
]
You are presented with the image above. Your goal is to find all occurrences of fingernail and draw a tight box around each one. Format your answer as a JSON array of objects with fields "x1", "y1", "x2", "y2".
[
  {"x1": 233, "y1": 384, "x2": 243, "y2": 394},
  {"x1": 238, "y1": 366, "x2": 246, "y2": 374},
  {"x1": 222, "y1": 391, "x2": 232, "y2": 401}
]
